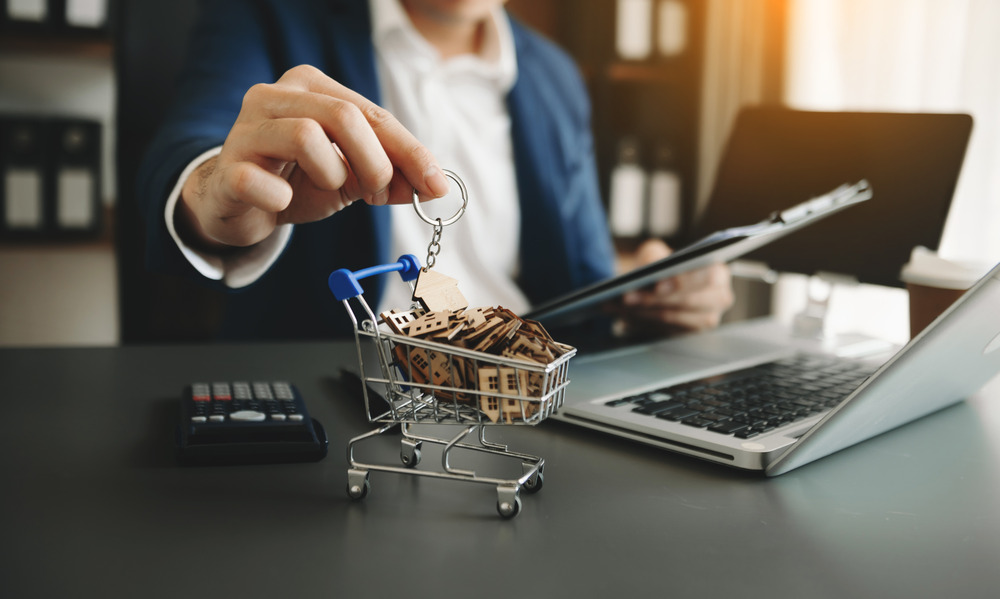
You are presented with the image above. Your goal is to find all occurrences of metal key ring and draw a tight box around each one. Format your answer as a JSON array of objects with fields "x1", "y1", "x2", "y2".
[{"x1": 412, "y1": 169, "x2": 468, "y2": 227}]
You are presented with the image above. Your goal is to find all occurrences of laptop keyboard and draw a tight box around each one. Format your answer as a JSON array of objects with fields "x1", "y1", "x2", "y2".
[{"x1": 605, "y1": 354, "x2": 876, "y2": 439}]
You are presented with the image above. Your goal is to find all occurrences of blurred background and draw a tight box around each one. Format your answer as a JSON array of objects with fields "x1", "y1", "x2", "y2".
[{"x1": 1, "y1": 0, "x2": 997, "y2": 347}]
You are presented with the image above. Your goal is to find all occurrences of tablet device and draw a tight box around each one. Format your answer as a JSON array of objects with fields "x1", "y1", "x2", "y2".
[{"x1": 523, "y1": 180, "x2": 873, "y2": 326}]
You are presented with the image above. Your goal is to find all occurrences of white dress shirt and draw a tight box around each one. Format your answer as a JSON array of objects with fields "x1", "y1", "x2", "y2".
[
  {"x1": 371, "y1": 0, "x2": 527, "y2": 314},
  {"x1": 162, "y1": 0, "x2": 527, "y2": 313}
]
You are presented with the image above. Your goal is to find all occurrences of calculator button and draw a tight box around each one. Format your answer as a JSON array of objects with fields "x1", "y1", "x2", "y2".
[
  {"x1": 192, "y1": 383, "x2": 211, "y2": 402},
  {"x1": 209, "y1": 415, "x2": 226, "y2": 422},
  {"x1": 211, "y1": 382, "x2": 232, "y2": 400},
  {"x1": 270, "y1": 413, "x2": 287, "y2": 421},
  {"x1": 230, "y1": 410, "x2": 266, "y2": 422},
  {"x1": 252, "y1": 383, "x2": 274, "y2": 400},
  {"x1": 232, "y1": 382, "x2": 252, "y2": 400},
  {"x1": 191, "y1": 416, "x2": 207, "y2": 423},
  {"x1": 288, "y1": 414, "x2": 304, "y2": 422},
  {"x1": 273, "y1": 382, "x2": 295, "y2": 400}
]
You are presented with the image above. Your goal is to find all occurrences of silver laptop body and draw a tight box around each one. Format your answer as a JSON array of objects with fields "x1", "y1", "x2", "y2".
[{"x1": 554, "y1": 262, "x2": 1000, "y2": 475}]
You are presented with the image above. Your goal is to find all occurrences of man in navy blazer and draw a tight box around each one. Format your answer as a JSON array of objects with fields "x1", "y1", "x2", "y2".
[{"x1": 137, "y1": 0, "x2": 733, "y2": 340}]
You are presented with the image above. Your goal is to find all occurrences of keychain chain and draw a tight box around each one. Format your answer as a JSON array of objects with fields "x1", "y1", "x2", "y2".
[
  {"x1": 425, "y1": 219, "x2": 444, "y2": 270},
  {"x1": 412, "y1": 169, "x2": 469, "y2": 272}
]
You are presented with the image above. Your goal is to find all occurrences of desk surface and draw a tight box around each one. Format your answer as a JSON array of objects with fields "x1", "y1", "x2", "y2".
[{"x1": 2, "y1": 341, "x2": 1000, "y2": 598}]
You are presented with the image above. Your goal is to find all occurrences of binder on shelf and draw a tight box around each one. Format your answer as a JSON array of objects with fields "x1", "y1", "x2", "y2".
[
  {"x1": 3, "y1": 0, "x2": 51, "y2": 32},
  {"x1": 63, "y1": 0, "x2": 107, "y2": 30},
  {"x1": 1, "y1": 116, "x2": 48, "y2": 235},
  {"x1": 0, "y1": 115, "x2": 103, "y2": 240},
  {"x1": 615, "y1": 0, "x2": 654, "y2": 60},
  {"x1": 2, "y1": 0, "x2": 110, "y2": 34},
  {"x1": 608, "y1": 136, "x2": 647, "y2": 239},
  {"x1": 647, "y1": 142, "x2": 682, "y2": 238},
  {"x1": 655, "y1": 0, "x2": 688, "y2": 57},
  {"x1": 51, "y1": 118, "x2": 100, "y2": 233},
  {"x1": 608, "y1": 137, "x2": 684, "y2": 241},
  {"x1": 4, "y1": 0, "x2": 48, "y2": 22}
]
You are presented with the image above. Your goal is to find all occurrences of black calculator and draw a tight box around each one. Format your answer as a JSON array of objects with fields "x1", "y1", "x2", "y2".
[{"x1": 175, "y1": 381, "x2": 328, "y2": 465}]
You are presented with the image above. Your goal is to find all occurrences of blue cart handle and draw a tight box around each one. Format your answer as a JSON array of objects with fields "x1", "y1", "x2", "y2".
[{"x1": 328, "y1": 254, "x2": 422, "y2": 301}]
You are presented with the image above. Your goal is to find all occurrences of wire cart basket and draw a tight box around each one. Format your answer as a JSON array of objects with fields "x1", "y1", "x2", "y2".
[{"x1": 329, "y1": 255, "x2": 576, "y2": 518}]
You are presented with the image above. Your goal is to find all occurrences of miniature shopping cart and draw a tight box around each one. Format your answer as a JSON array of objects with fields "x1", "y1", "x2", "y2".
[{"x1": 328, "y1": 255, "x2": 576, "y2": 518}]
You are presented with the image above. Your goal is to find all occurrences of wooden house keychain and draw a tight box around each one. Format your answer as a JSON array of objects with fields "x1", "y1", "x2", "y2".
[{"x1": 410, "y1": 169, "x2": 471, "y2": 313}]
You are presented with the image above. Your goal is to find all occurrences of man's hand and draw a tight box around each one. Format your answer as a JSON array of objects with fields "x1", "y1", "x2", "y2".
[
  {"x1": 613, "y1": 238, "x2": 735, "y2": 336},
  {"x1": 177, "y1": 65, "x2": 450, "y2": 250}
]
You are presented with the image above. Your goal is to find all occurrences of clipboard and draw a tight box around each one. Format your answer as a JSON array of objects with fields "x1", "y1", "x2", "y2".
[{"x1": 523, "y1": 179, "x2": 873, "y2": 326}]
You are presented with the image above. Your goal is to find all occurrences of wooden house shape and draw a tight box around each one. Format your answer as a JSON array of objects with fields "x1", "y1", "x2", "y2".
[
  {"x1": 392, "y1": 344, "x2": 468, "y2": 401},
  {"x1": 430, "y1": 310, "x2": 468, "y2": 341},
  {"x1": 463, "y1": 306, "x2": 489, "y2": 330},
  {"x1": 396, "y1": 345, "x2": 431, "y2": 382},
  {"x1": 381, "y1": 308, "x2": 426, "y2": 335},
  {"x1": 427, "y1": 349, "x2": 466, "y2": 397},
  {"x1": 412, "y1": 270, "x2": 468, "y2": 312},
  {"x1": 403, "y1": 311, "x2": 451, "y2": 337},
  {"x1": 477, "y1": 366, "x2": 533, "y2": 423}
]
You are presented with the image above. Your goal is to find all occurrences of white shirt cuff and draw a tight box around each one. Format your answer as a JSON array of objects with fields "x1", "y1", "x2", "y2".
[{"x1": 164, "y1": 147, "x2": 293, "y2": 289}]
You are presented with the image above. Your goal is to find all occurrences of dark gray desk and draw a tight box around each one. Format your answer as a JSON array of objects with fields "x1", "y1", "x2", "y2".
[{"x1": 3, "y1": 342, "x2": 999, "y2": 598}]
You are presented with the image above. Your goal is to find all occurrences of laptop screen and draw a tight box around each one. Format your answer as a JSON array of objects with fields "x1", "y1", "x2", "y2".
[{"x1": 694, "y1": 108, "x2": 972, "y2": 288}]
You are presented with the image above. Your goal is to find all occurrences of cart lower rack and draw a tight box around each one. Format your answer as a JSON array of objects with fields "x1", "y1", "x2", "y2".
[{"x1": 330, "y1": 255, "x2": 575, "y2": 518}]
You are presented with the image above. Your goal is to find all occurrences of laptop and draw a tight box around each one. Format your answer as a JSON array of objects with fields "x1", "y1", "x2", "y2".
[
  {"x1": 547, "y1": 109, "x2": 993, "y2": 474},
  {"x1": 554, "y1": 261, "x2": 1000, "y2": 475}
]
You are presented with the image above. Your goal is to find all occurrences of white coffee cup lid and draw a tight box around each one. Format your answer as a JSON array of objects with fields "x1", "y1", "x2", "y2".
[{"x1": 900, "y1": 246, "x2": 990, "y2": 290}]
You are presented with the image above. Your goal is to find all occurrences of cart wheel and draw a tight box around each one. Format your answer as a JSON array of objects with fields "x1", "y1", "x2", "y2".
[
  {"x1": 347, "y1": 470, "x2": 370, "y2": 500},
  {"x1": 496, "y1": 485, "x2": 522, "y2": 519},
  {"x1": 400, "y1": 439, "x2": 422, "y2": 468},
  {"x1": 522, "y1": 471, "x2": 544, "y2": 494},
  {"x1": 521, "y1": 461, "x2": 544, "y2": 494},
  {"x1": 497, "y1": 496, "x2": 522, "y2": 519}
]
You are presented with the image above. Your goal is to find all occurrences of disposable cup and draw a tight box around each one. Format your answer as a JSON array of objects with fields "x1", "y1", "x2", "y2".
[{"x1": 899, "y1": 246, "x2": 990, "y2": 338}]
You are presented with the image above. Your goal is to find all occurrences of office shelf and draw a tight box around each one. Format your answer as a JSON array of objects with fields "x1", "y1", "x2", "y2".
[
  {"x1": 0, "y1": 206, "x2": 114, "y2": 249},
  {"x1": 0, "y1": 35, "x2": 111, "y2": 59}
]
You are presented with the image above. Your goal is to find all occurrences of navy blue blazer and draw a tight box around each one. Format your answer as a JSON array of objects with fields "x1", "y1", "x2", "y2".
[{"x1": 137, "y1": 0, "x2": 615, "y2": 339}]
